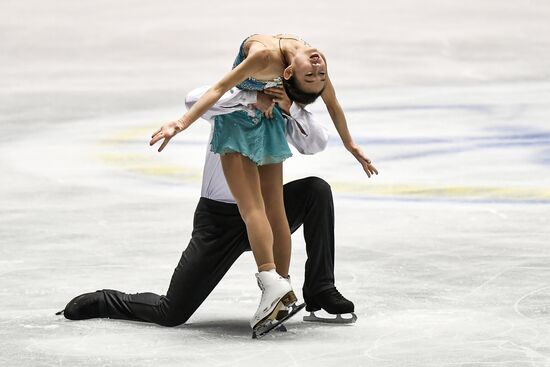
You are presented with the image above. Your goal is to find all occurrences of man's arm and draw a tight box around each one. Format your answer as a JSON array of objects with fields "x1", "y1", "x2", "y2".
[
  {"x1": 263, "y1": 87, "x2": 329, "y2": 155},
  {"x1": 185, "y1": 86, "x2": 257, "y2": 121},
  {"x1": 284, "y1": 104, "x2": 329, "y2": 155}
]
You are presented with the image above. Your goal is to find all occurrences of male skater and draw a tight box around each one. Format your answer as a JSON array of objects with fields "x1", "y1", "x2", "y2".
[{"x1": 59, "y1": 86, "x2": 356, "y2": 326}]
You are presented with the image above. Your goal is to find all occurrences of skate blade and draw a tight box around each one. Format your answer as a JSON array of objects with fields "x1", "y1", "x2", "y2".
[
  {"x1": 252, "y1": 290, "x2": 297, "y2": 330},
  {"x1": 303, "y1": 311, "x2": 358, "y2": 324},
  {"x1": 252, "y1": 303, "x2": 305, "y2": 339}
]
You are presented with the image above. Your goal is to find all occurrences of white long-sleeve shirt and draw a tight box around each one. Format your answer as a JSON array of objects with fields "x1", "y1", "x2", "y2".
[{"x1": 185, "y1": 86, "x2": 329, "y2": 203}]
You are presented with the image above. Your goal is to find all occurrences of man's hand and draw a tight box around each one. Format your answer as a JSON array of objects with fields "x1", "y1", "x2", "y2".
[
  {"x1": 252, "y1": 91, "x2": 276, "y2": 119},
  {"x1": 252, "y1": 87, "x2": 292, "y2": 118},
  {"x1": 264, "y1": 87, "x2": 292, "y2": 114}
]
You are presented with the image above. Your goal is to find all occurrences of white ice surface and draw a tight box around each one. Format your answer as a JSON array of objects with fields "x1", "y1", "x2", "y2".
[{"x1": 1, "y1": 1, "x2": 550, "y2": 366}]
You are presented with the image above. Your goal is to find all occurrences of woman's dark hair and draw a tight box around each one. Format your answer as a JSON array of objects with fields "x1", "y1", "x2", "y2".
[{"x1": 282, "y1": 76, "x2": 325, "y2": 105}]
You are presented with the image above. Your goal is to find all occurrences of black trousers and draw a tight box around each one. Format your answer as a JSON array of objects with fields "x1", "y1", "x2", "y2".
[{"x1": 101, "y1": 177, "x2": 336, "y2": 326}]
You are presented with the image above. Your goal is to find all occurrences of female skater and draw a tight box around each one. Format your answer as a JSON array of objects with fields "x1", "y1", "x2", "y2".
[{"x1": 149, "y1": 34, "x2": 377, "y2": 333}]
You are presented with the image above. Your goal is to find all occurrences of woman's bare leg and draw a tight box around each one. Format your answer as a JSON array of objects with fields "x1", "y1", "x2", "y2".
[
  {"x1": 220, "y1": 153, "x2": 275, "y2": 271},
  {"x1": 258, "y1": 163, "x2": 291, "y2": 277}
]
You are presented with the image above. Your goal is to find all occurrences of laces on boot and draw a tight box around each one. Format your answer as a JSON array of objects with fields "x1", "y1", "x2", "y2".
[
  {"x1": 325, "y1": 288, "x2": 346, "y2": 303},
  {"x1": 256, "y1": 277, "x2": 265, "y2": 290}
]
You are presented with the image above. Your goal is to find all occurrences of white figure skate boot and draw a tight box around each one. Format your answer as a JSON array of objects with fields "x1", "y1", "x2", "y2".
[{"x1": 250, "y1": 269, "x2": 297, "y2": 334}]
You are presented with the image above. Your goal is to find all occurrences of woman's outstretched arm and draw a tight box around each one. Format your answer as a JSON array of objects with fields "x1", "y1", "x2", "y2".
[
  {"x1": 150, "y1": 50, "x2": 272, "y2": 152},
  {"x1": 321, "y1": 76, "x2": 378, "y2": 177}
]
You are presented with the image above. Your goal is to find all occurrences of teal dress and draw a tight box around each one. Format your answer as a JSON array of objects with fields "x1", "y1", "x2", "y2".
[{"x1": 210, "y1": 38, "x2": 292, "y2": 166}]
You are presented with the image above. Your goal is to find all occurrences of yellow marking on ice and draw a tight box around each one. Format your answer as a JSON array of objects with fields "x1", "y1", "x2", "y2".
[
  {"x1": 97, "y1": 124, "x2": 203, "y2": 181},
  {"x1": 98, "y1": 125, "x2": 550, "y2": 201},
  {"x1": 331, "y1": 182, "x2": 550, "y2": 200},
  {"x1": 98, "y1": 152, "x2": 202, "y2": 181},
  {"x1": 101, "y1": 126, "x2": 157, "y2": 144}
]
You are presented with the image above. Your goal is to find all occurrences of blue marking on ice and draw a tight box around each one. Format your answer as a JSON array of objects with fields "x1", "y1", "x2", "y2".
[{"x1": 310, "y1": 103, "x2": 494, "y2": 114}]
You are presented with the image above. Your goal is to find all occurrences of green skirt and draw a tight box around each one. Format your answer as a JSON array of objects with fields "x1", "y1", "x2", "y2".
[{"x1": 210, "y1": 108, "x2": 292, "y2": 165}]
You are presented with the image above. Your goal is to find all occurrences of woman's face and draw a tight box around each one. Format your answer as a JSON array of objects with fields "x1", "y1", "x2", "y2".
[{"x1": 291, "y1": 48, "x2": 327, "y2": 94}]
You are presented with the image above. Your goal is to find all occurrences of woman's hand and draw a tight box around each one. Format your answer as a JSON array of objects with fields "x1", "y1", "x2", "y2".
[
  {"x1": 149, "y1": 118, "x2": 189, "y2": 152},
  {"x1": 264, "y1": 87, "x2": 292, "y2": 114},
  {"x1": 347, "y1": 143, "x2": 379, "y2": 178}
]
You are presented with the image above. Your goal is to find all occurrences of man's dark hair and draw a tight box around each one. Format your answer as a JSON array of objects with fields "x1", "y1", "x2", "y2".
[{"x1": 282, "y1": 76, "x2": 324, "y2": 105}]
